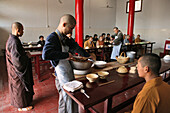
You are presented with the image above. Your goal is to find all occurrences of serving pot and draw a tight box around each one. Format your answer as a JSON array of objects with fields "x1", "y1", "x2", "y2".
[{"x1": 70, "y1": 56, "x2": 93, "y2": 70}]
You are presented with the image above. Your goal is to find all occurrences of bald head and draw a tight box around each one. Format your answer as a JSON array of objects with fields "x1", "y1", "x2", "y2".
[
  {"x1": 57, "y1": 14, "x2": 76, "y2": 35},
  {"x1": 12, "y1": 22, "x2": 23, "y2": 31},
  {"x1": 59, "y1": 14, "x2": 76, "y2": 26},
  {"x1": 12, "y1": 22, "x2": 24, "y2": 37}
]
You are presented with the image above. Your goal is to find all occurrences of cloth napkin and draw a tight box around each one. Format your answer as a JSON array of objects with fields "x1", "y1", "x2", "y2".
[{"x1": 63, "y1": 80, "x2": 83, "y2": 92}]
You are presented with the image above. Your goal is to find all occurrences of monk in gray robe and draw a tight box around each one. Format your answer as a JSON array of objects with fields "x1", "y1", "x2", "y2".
[{"x1": 6, "y1": 22, "x2": 34, "y2": 111}]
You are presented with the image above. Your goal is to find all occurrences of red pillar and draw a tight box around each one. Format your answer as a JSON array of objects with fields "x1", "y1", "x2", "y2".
[
  {"x1": 127, "y1": 0, "x2": 135, "y2": 43},
  {"x1": 75, "y1": 0, "x2": 84, "y2": 47}
]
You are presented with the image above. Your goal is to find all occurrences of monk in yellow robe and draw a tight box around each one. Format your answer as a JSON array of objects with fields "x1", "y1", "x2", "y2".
[{"x1": 130, "y1": 53, "x2": 170, "y2": 113}]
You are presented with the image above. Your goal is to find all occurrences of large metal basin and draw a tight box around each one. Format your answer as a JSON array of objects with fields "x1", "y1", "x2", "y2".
[{"x1": 70, "y1": 58, "x2": 93, "y2": 70}]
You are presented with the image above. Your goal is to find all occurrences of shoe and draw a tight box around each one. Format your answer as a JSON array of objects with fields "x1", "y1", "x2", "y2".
[{"x1": 18, "y1": 106, "x2": 33, "y2": 111}]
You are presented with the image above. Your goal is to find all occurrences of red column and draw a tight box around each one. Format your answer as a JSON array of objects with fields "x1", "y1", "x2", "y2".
[
  {"x1": 127, "y1": 0, "x2": 135, "y2": 43},
  {"x1": 75, "y1": 0, "x2": 84, "y2": 47}
]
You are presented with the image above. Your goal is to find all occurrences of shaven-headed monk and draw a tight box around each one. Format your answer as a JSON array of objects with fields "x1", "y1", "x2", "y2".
[
  {"x1": 42, "y1": 14, "x2": 92, "y2": 113},
  {"x1": 6, "y1": 22, "x2": 34, "y2": 111},
  {"x1": 130, "y1": 53, "x2": 170, "y2": 113}
]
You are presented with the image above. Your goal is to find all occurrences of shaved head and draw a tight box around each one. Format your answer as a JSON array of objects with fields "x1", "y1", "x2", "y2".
[
  {"x1": 57, "y1": 14, "x2": 76, "y2": 35},
  {"x1": 12, "y1": 22, "x2": 23, "y2": 31},
  {"x1": 59, "y1": 14, "x2": 76, "y2": 26},
  {"x1": 12, "y1": 22, "x2": 24, "y2": 37}
]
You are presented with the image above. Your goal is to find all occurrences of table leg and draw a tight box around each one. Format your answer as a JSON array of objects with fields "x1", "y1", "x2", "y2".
[
  {"x1": 150, "y1": 44, "x2": 153, "y2": 53},
  {"x1": 35, "y1": 56, "x2": 40, "y2": 82},
  {"x1": 78, "y1": 105, "x2": 90, "y2": 113},
  {"x1": 33, "y1": 57, "x2": 37, "y2": 74},
  {"x1": 104, "y1": 98, "x2": 112, "y2": 113},
  {"x1": 145, "y1": 44, "x2": 147, "y2": 53}
]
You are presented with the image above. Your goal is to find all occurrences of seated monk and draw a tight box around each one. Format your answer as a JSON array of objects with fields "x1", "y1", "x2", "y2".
[
  {"x1": 127, "y1": 53, "x2": 170, "y2": 113},
  {"x1": 84, "y1": 36, "x2": 95, "y2": 48},
  {"x1": 135, "y1": 34, "x2": 141, "y2": 43},
  {"x1": 96, "y1": 35, "x2": 104, "y2": 47}
]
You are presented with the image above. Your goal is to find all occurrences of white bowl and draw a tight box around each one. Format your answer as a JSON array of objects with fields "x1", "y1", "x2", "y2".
[
  {"x1": 163, "y1": 55, "x2": 170, "y2": 63},
  {"x1": 37, "y1": 44, "x2": 41, "y2": 47},
  {"x1": 94, "y1": 61, "x2": 107, "y2": 68},
  {"x1": 164, "y1": 55, "x2": 170, "y2": 60},
  {"x1": 28, "y1": 45, "x2": 33, "y2": 47},
  {"x1": 86, "y1": 74, "x2": 98, "y2": 82},
  {"x1": 85, "y1": 46, "x2": 89, "y2": 49},
  {"x1": 97, "y1": 71, "x2": 109, "y2": 79},
  {"x1": 73, "y1": 68, "x2": 91, "y2": 75}
]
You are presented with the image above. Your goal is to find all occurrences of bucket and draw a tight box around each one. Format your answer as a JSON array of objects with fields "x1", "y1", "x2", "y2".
[{"x1": 126, "y1": 51, "x2": 136, "y2": 62}]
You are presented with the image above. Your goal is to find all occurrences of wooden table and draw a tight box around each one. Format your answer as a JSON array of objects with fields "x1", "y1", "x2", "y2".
[
  {"x1": 84, "y1": 42, "x2": 155, "y2": 61},
  {"x1": 24, "y1": 46, "x2": 43, "y2": 51},
  {"x1": 123, "y1": 42, "x2": 156, "y2": 57},
  {"x1": 30, "y1": 51, "x2": 50, "y2": 82},
  {"x1": 30, "y1": 51, "x2": 42, "y2": 81},
  {"x1": 65, "y1": 60, "x2": 170, "y2": 113},
  {"x1": 85, "y1": 46, "x2": 113, "y2": 61}
]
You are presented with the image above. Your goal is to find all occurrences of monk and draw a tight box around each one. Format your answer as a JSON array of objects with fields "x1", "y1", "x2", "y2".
[
  {"x1": 6, "y1": 22, "x2": 34, "y2": 111},
  {"x1": 130, "y1": 53, "x2": 170, "y2": 113},
  {"x1": 42, "y1": 14, "x2": 92, "y2": 113}
]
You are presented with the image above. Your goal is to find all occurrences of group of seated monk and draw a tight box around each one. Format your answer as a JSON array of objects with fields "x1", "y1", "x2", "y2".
[
  {"x1": 123, "y1": 34, "x2": 142, "y2": 44},
  {"x1": 84, "y1": 33, "x2": 142, "y2": 49}
]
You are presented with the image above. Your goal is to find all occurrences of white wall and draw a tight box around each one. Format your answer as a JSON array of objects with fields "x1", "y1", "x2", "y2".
[
  {"x1": 84, "y1": 0, "x2": 116, "y2": 36},
  {"x1": 116, "y1": 0, "x2": 170, "y2": 49},
  {"x1": 0, "y1": 0, "x2": 117, "y2": 56},
  {"x1": 1, "y1": 0, "x2": 169, "y2": 56}
]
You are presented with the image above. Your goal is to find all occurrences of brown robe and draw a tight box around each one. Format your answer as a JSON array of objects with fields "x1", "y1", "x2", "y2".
[{"x1": 6, "y1": 34, "x2": 34, "y2": 108}]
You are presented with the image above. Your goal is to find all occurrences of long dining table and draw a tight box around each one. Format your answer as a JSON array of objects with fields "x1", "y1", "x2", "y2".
[
  {"x1": 84, "y1": 42, "x2": 155, "y2": 61},
  {"x1": 64, "y1": 60, "x2": 170, "y2": 113}
]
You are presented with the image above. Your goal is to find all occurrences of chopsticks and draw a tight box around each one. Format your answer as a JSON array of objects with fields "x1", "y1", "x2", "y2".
[{"x1": 99, "y1": 80, "x2": 115, "y2": 86}]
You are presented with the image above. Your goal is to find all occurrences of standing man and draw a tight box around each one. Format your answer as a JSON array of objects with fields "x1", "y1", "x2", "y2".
[
  {"x1": 6, "y1": 22, "x2": 34, "y2": 111},
  {"x1": 130, "y1": 53, "x2": 170, "y2": 113},
  {"x1": 110, "y1": 27, "x2": 123, "y2": 61},
  {"x1": 42, "y1": 14, "x2": 91, "y2": 113}
]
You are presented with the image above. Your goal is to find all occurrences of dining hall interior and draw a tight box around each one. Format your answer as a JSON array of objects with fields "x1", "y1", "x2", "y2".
[{"x1": 0, "y1": 0, "x2": 170, "y2": 113}]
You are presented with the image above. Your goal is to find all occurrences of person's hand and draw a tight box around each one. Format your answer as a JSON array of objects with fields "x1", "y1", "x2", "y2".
[
  {"x1": 26, "y1": 52, "x2": 31, "y2": 58},
  {"x1": 88, "y1": 55, "x2": 95, "y2": 61},
  {"x1": 66, "y1": 52, "x2": 73, "y2": 60}
]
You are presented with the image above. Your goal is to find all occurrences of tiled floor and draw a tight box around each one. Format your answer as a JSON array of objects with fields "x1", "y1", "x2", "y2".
[
  {"x1": 0, "y1": 56, "x2": 143, "y2": 113},
  {"x1": 0, "y1": 57, "x2": 59, "y2": 113}
]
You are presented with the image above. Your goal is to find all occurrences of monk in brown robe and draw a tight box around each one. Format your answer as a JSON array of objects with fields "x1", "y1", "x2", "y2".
[{"x1": 6, "y1": 22, "x2": 34, "y2": 111}]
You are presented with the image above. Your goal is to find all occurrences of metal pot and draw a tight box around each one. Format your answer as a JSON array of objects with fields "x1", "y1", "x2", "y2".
[{"x1": 70, "y1": 59, "x2": 93, "y2": 70}]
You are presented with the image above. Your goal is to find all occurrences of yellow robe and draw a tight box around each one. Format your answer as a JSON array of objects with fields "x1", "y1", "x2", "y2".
[
  {"x1": 135, "y1": 37, "x2": 141, "y2": 43},
  {"x1": 131, "y1": 77, "x2": 170, "y2": 113},
  {"x1": 84, "y1": 40, "x2": 94, "y2": 48}
]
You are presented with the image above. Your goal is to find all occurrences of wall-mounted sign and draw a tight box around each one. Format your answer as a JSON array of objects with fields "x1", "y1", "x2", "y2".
[{"x1": 126, "y1": 0, "x2": 143, "y2": 13}]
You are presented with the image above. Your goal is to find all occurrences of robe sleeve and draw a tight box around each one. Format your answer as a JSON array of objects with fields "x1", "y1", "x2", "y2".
[
  {"x1": 11, "y1": 38, "x2": 29, "y2": 73},
  {"x1": 66, "y1": 38, "x2": 90, "y2": 57},
  {"x1": 84, "y1": 41, "x2": 88, "y2": 48}
]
